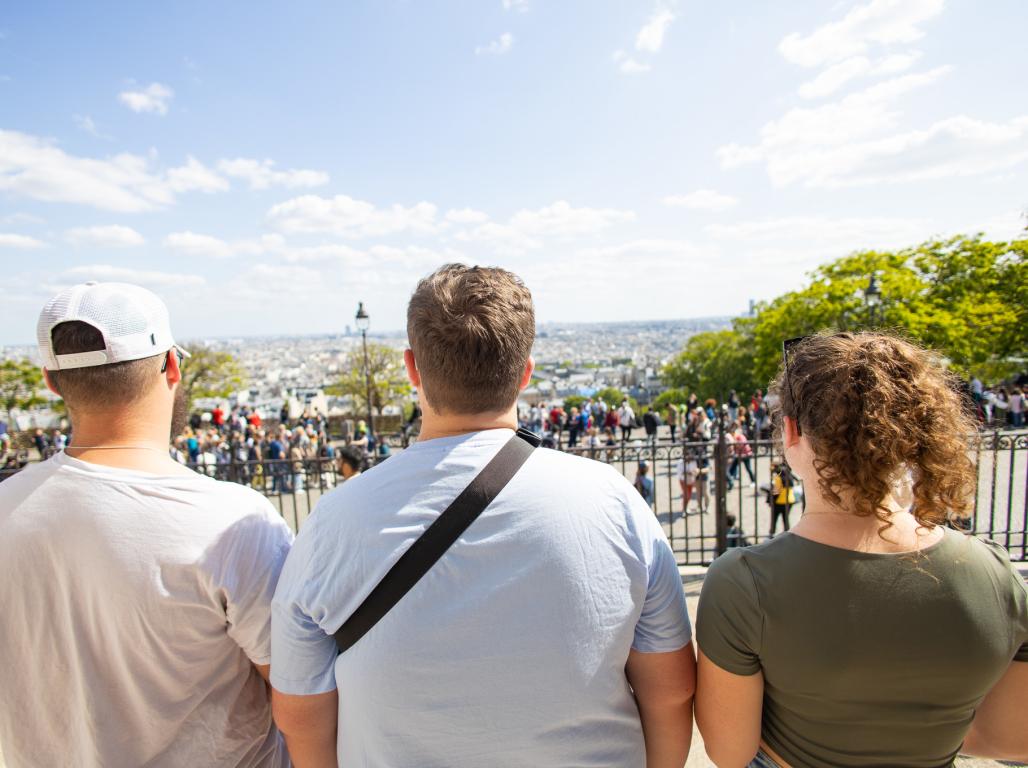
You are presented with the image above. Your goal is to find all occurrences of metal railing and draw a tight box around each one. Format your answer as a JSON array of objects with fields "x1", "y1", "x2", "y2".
[{"x1": 3, "y1": 430, "x2": 1025, "y2": 565}]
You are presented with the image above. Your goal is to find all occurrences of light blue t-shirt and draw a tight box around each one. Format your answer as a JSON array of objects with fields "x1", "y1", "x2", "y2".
[{"x1": 271, "y1": 428, "x2": 691, "y2": 768}]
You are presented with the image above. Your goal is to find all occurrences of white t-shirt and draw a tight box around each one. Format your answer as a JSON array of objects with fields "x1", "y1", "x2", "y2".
[
  {"x1": 272, "y1": 428, "x2": 691, "y2": 768},
  {"x1": 0, "y1": 452, "x2": 293, "y2": 768},
  {"x1": 618, "y1": 405, "x2": 635, "y2": 427}
]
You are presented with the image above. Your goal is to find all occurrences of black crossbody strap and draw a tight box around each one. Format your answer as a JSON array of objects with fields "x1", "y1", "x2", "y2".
[{"x1": 334, "y1": 427, "x2": 541, "y2": 654}]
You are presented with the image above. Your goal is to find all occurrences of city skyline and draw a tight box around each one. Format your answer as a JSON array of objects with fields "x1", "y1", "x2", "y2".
[{"x1": 2, "y1": 0, "x2": 1027, "y2": 345}]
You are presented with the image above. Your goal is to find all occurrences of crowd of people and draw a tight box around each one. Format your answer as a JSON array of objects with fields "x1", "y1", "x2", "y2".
[
  {"x1": 167, "y1": 405, "x2": 387, "y2": 493},
  {"x1": 518, "y1": 389, "x2": 774, "y2": 449},
  {"x1": 0, "y1": 272, "x2": 1025, "y2": 768}
]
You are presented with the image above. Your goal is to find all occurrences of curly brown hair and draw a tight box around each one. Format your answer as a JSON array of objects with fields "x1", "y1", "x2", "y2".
[{"x1": 768, "y1": 332, "x2": 977, "y2": 529}]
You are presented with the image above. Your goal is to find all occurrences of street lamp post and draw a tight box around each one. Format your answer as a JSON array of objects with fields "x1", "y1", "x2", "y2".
[
  {"x1": 355, "y1": 302, "x2": 374, "y2": 440},
  {"x1": 864, "y1": 273, "x2": 882, "y2": 327}
]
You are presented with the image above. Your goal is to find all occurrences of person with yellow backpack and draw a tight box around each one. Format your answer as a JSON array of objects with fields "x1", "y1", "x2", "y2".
[{"x1": 769, "y1": 460, "x2": 796, "y2": 536}]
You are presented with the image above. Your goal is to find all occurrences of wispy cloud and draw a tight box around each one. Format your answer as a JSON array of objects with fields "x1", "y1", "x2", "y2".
[
  {"x1": 0, "y1": 233, "x2": 47, "y2": 249},
  {"x1": 63, "y1": 264, "x2": 205, "y2": 287},
  {"x1": 662, "y1": 190, "x2": 738, "y2": 211},
  {"x1": 167, "y1": 156, "x2": 229, "y2": 193},
  {"x1": 163, "y1": 231, "x2": 284, "y2": 259},
  {"x1": 66, "y1": 225, "x2": 145, "y2": 247},
  {"x1": 635, "y1": 8, "x2": 676, "y2": 53},
  {"x1": 217, "y1": 158, "x2": 329, "y2": 190},
  {"x1": 614, "y1": 3, "x2": 677, "y2": 74},
  {"x1": 118, "y1": 82, "x2": 174, "y2": 115},
  {"x1": 613, "y1": 50, "x2": 651, "y2": 74},
  {"x1": 73, "y1": 114, "x2": 111, "y2": 140},
  {"x1": 476, "y1": 33, "x2": 514, "y2": 56},
  {"x1": 268, "y1": 195, "x2": 440, "y2": 238},
  {"x1": 502, "y1": 0, "x2": 529, "y2": 12},
  {"x1": 779, "y1": 0, "x2": 943, "y2": 68}
]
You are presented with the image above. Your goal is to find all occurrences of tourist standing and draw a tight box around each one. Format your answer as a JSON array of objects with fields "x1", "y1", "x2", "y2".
[
  {"x1": 271, "y1": 265, "x2": 695, "y2": 768},
  {"x1": 0, "y1": 283, "x2": 292, "y2": 767},
  {"x1": 618, "y1": 398, "x2": 635, "y2": 442}
]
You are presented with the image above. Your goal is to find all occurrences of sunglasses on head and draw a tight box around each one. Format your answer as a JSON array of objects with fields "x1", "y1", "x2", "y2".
[{"x1": 160, "y1": 347, "x2": 186, "y2": 374}]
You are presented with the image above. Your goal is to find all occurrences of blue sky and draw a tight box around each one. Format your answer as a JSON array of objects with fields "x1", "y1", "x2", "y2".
[{"x1": 2, "y1": 0, "x2": 1026, "y2": 344}]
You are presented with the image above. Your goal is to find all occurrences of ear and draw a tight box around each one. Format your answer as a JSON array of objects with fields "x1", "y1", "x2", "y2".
[
  {"x1": 403, "y1": 349, "x2": 421, "y2": 389},
  {"x1": 42, "y1": 368, "x2": 60, "y2": 396},
  {"x1": 164, "y1": 350, "x2": 183, "y2": 387},
  {"x1": 782, "y1": 416, "x2": 801, "y2": 449},
  {"x1": 518, "y1": 356, "x2": 535, "y2": 392}
]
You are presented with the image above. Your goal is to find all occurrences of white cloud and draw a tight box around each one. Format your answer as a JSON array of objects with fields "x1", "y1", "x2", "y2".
[
  {"x1": 0, "y1": 130, "x2": 271, "y2": 211},
  {"x1": 797, "y1": 56, "x2": 872, "y2": 99},
  {"x1": 267, "y1": 194, "x2": 440, "y2": 238},
  {"x1": 73, "y1": 114, "x2": 109, "y2": 139},
  {"x1": 779, "y1": 0, "x2": 943, "y2": 68},
  {"x1": 0, "y1": 129, "x2": 175, "y2": 212},
  {"x1": 63, "y1": 264, "x2": 204, "y2": 287},
  {"x1": 0, "y1": 233, "x2": 46, "y2": 249},
  {"x1": 613, "y1": 50, "x2": 651, "y2": 74},
  {"x1": 66, "y1": 225, "x2": 144, "y2": 247},
  {"x1": 118, "y1": 82, "x2": 174, "y2": 115},
  {"x1": 502, "y1": 0, "x2": 529, "y2": 11},
  {"x1": 163, "y1": 231, "x2": 235, "y2": 259},
  {"x1": 510, "y1": 200, "x2": 636, "y2": 237},
  {"x1": 706, "y1": 215, "x2": 930, "y2": 242},
  {"x1": 167, "y1": 156, "x2": 229, "y2": 193},
  {"x1": 635, "y1": 8, "x2": 675, "y2": 53},
  {"x1": 717, "y1": 68, "x2": 958, "y2": 186},
  {"x1": 217, "y1": 157, "x2": 329, "y2": 190},
  {"x1": 453, "y1": 221, "x2": 540, "y2": 255},
  {"x1": 662, "y1": 189, "x2": 738, "y2": 211},
  {"x1": 476, "y1": 32, "x2": 514, "y2": 56},
  {"x1": 445, "y1": 207, "x2": 490, "y2": 224},
  {"x1": 797, "y1": 51, "x2": 922, "y2": 99},
  {"x1": 163, "y1": 231, "x2": 284, "y2": 259}
]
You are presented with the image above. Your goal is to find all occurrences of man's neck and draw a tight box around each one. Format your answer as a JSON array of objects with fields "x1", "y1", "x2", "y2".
[
  {"x1": 65, "y1": 411, "x2": 191, "y2": 475},
  {"x1": 417, "y1": 407, "x2": 518, "y2": 442}
]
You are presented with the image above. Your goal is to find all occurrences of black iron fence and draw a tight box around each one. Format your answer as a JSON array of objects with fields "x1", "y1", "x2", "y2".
[{"x1": 3, "y1": 430, "x2": 1025, "y2": 565}]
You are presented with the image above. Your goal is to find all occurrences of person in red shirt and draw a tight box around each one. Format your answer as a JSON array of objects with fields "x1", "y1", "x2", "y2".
[{"x1": 211, "y1": 405, "x2": 225, "y2": 430}]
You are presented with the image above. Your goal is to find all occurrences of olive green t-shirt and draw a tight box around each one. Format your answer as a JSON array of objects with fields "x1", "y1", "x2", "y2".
[{"x1": 697, "y1": 529, "x2": 1028, "y2": 768}]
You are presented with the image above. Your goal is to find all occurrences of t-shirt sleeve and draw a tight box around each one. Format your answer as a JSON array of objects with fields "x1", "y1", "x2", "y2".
[
  {"x1": 981, "y1": 539, "x2": 1028, "y2": 663},
  {"x1": 628, "y1": 491, "x2": 692, "y2": 654},
  {"x1": 696, "y1": 549, "x2": 763, "y2": 675},
  {"x1": 270, "y1": 518, "x2": 340, "y2": 695},
  {"x1": 209, "y1": 499, "x2": 294, "y2": 666}
]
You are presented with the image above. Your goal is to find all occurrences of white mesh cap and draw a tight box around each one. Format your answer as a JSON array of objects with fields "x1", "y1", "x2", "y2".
[{"x1": 37, "y1": 282, "x2": 188, "y2": 370}]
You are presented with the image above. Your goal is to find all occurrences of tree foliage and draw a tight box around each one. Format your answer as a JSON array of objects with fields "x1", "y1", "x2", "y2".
[
  {"x1": 329, "y1": 343, "x2": 411, "y2": 416},
  {"x1": 749, "y1": 235, "x2": 1027, "y2": 384},
  {"x1": 180, "y1": 347, "x2": 246, "y2": 407},
  {"x1": 662, "y1": 328, "x2": 759, "y2": 403},
  {"x1": 0, "y1": 359, "x2": 45, "y2": 423},
  {"x1": 663, "y1": 234, "x2": 1027, "y2": 396}
]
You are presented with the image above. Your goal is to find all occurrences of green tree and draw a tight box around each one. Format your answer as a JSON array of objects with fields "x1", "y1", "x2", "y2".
[
  {"x1": 749, "y1": 235, "x2": 1027, "y2": 384},
  {"x1": 329, "y1": 343, "x2": 411, "y2": 417},
  {"x1": 662, "y1": 328, "x2": 759, "y2": 402},
  {"x1": 650, "y1": 388, "x2": 691, "y2": 411},
  {"x1": 0, "y1": 359, "x2": 45, "y2": 427},
  {"x1": 562, "y1": 394, "x2": 587, "y2": 412},
  {"x1": 180, "y1": 347, "x2": 246, "y2": 408},
  {"x1": 593, "y1": 387, "x2": 627, "y2": 408}
]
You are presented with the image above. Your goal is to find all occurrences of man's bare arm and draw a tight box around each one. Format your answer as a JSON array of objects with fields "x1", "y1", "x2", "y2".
[
  {"x1": 272, "y1": 688, "x2": 338, "y2": 768},
  {"x1": 625, "y1": 642, "x2": 697, "y2": 768}
]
